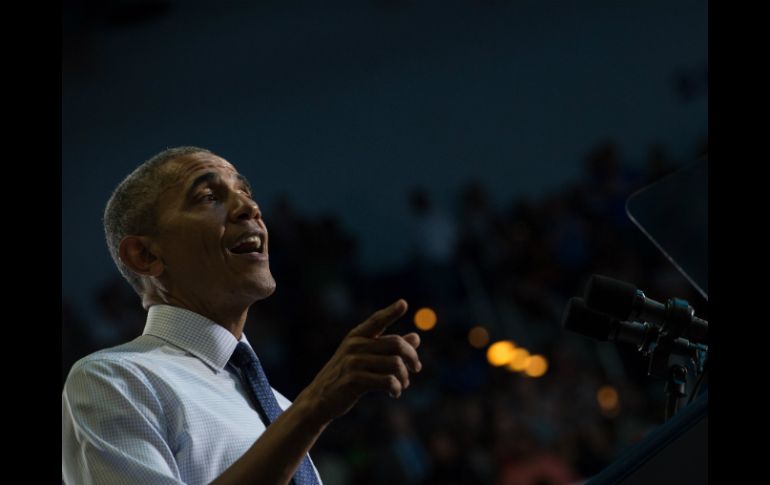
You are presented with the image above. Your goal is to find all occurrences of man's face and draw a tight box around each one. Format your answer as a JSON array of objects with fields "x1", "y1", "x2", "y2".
[{"x1": 149, "y1": 152, "x2": 276, "y2": 306}]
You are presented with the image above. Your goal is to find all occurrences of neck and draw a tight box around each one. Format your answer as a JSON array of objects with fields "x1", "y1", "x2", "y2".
[{"x1": 143, "y1": 289, "x2": 251, "y2": 340}]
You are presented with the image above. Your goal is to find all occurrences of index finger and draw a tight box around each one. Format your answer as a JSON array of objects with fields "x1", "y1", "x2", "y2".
[{"x1": 348, "y1": 299, "x2": 408, "y2": 338}]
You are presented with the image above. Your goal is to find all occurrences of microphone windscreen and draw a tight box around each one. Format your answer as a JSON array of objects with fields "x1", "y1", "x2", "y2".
[
  {"x1": 585, "y1": 275, "x2": 637, "y2": 321},
  {"x1": 562, "y1": 297, "x2": 615, "y2": 341}
]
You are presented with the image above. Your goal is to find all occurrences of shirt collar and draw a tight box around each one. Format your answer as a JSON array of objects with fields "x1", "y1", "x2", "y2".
[{"x1": 143, "y1": 304, "x2": 254, "y2": 371}]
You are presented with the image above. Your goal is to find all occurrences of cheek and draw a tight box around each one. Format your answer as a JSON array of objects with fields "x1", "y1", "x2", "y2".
[
  {"x1": 161, "y1": 231, "x2": 219, "y2": 263},
  {"x1": 157, "y1": 217, "x2": 226, "y2": 263}
]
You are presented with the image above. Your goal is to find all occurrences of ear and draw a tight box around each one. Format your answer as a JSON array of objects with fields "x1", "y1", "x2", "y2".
[{"x1": 118, "y1": 236, "x2": 165, "y2": 278}]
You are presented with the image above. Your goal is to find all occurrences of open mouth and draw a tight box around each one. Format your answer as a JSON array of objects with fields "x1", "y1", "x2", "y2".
[{"x1": 229, "y1": 234, "x2": 264, "y2": 254}]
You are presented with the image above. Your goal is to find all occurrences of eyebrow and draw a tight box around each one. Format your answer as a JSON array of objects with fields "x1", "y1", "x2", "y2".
[
  {"x1": 236, "y1": 174, "x2": 253, "y2": 194},
  {"x1": 186, "y1": 172, "x2": 253, "y2": 198}
]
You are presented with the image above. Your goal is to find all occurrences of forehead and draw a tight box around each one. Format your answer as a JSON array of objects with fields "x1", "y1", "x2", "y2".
[{"x1": 163, "y1": 152, "x2": 240, "y2": 188}]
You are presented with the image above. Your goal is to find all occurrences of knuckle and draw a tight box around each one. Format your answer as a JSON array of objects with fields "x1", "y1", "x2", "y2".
[
  {"x1": 339, "y1": 372, "x2": 353, "y2": 387},
  {"x1": 388, "y1": 375, "x2": 400, "y2": 390},
  {"x1": 395, "y1": 358, "x2": 407, "y2": 375},
  {"x1": 346, "y1": 337, "x2": 365, "y2": 353},
  {"x1": 396, "y1": 337, "x2": 411, "y2": 354},
  {"x1": 339, "y1": 372, "x2": 358, "y2": 388}
]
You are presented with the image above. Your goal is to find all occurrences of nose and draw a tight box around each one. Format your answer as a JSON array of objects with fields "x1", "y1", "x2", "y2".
[{"x1": 231, "y1": 193, "x2": 261, "y2": 222}]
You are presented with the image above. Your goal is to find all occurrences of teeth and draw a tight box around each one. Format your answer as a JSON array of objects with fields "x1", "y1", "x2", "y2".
[{"x1": 233, "y1": 234, "x2": 263, "y2": 250}]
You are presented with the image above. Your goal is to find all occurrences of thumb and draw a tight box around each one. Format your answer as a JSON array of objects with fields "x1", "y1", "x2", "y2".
[{"x1": 348, "y1": 299, "x2": 408, "y2": 338}]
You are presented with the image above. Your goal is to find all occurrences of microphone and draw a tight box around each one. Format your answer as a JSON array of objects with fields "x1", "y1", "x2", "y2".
[
  {"x1": 561, "y1": 297, "x2": 703, "y2": 358},
  {"x1": 584, "y1": 275, "x2": 708, "y2": 345}
]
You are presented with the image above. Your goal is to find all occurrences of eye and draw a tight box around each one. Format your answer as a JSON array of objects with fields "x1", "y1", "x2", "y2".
[{"x1": 199, "y1": 192, "x2": 218, "y2": 203}]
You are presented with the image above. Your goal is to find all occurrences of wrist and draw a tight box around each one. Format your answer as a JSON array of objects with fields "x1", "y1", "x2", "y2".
[{"x1": 292, "y1": 388, "x2": 334, "y2": 431}]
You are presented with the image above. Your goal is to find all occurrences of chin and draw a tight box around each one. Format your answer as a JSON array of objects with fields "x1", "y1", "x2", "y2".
[{"x1": 252, "y1": 275, "x2": 277, "y2": 301}]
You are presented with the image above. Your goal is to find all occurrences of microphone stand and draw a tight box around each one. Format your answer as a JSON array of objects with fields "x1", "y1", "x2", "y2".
[
  {"x1": 664, "y1": 365, "x2": 688, "y2": 421},
  {"x1": 636, "y1": 297, "x2": 707, "y2": 421}
]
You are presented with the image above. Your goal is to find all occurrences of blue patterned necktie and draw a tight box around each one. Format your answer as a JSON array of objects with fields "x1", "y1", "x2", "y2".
[{"x1": 229, "y1": 342, "x2": 320, "y2": 485}]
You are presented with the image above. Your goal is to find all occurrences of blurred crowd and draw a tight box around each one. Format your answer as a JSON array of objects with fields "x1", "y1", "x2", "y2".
[{"x1": 62, "y1": 138, "x2": 708, "y2": 485}]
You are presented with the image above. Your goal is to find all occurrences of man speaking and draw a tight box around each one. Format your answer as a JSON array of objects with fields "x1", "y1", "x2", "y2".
[{"x1": 62, "y1": 147, "x2": 423, "y2": 484}]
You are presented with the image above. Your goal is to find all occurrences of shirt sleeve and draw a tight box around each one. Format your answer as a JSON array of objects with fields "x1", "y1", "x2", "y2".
[{"x1": 62, "y1": 358, "x2": 185, "y2": 485}]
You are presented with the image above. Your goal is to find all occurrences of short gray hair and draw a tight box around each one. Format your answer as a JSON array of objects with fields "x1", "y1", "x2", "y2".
[{"x1": 103, "y1": 146, "x2": 212, "y2": 296}]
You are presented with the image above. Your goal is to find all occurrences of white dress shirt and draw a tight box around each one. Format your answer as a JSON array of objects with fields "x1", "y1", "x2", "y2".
[{"x1": 62, "y1": 304, "x2": 322, "y2": 485}]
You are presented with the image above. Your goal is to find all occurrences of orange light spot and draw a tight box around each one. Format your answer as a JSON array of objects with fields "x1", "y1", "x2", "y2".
[
  {"x1": 414, "y1": 308, "x2": 437, "y2": 331},
  {"x1": 487, "y1": 340, "x2": 516, "y2": 366},
  {"x1": 505, "y1": 348, "x2": 531, "y2": 372},
  {"x1": 468, "y1": 326, "x2": 490, "y2": 348},
  {"x1": 597, "y1": 385, "x2": 620, "y2": 415},
  {"x1": 524, "y1": 355, "x2": 548, "y2": 377}
]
